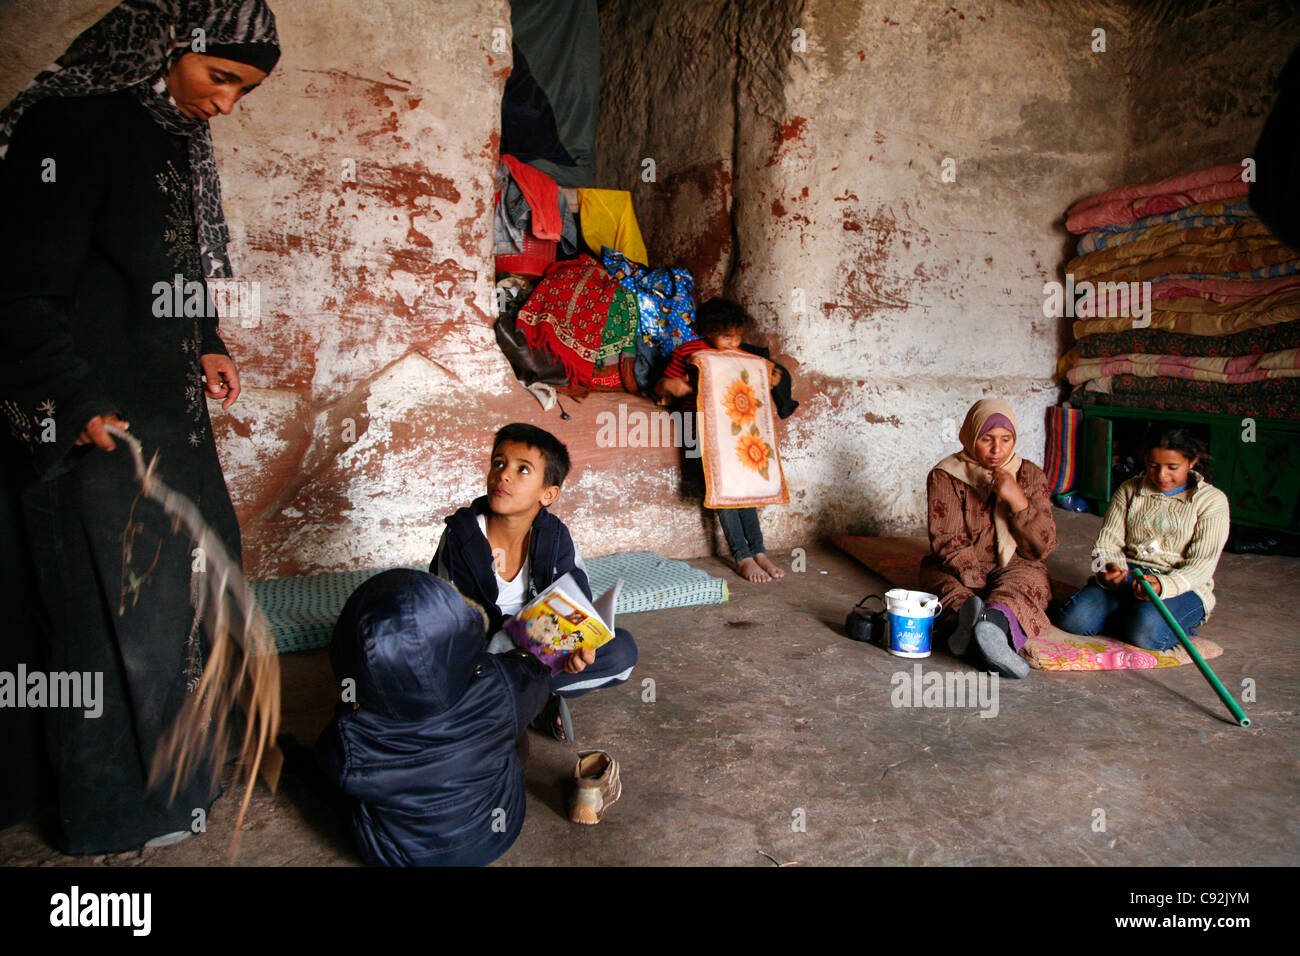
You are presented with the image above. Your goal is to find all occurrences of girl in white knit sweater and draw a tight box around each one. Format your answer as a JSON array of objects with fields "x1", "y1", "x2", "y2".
[{"x1": 1056, "y1": 427, "x2": 1231, "y2": 650}]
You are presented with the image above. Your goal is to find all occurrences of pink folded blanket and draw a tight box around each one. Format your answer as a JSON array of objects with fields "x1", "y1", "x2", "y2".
[
  {"x1": 1067, "y1": 349, "x2": 1300, "y2": 386},
  {"x1": 1067, "y1": 165, "x2": 1249, "y2": 234},
  {"x1": 1071, "y1": 273, "x2": 1300, "y2": 315},
  {"x1": 1146, "y1": 273, "x2": 1300, "y2": 304}
]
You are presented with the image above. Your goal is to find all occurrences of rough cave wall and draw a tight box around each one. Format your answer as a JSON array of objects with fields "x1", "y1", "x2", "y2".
[
  {"x1": 725, "y1": 0, "x2": 1131, "y2": 542},
  {"x1": 4, "y1": 1, "x2": 1293, "y2": 577},
  {"x1": 2, "y1": 0, "x2": 723, "y2": 576},
  {"x1": 204, "y1": 0, "x2": 520, "y2": 578},
  {"x1": 1122, "y1": 0, "x2": 1300, "y2": 183},
  {"x1": 599, "y1": 0, "x2": 1293, "y2": 547},
  {"x1": 596, "y1": 0, "x2": 739, "y2": 299},
  {"x1": 219, "y1": 0, "x2": 1300, "y2": 569}
]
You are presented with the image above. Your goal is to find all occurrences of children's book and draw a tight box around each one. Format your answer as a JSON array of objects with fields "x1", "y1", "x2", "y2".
[{"x1": 504, "y1": 573, "x2": 623, "y2": 675}]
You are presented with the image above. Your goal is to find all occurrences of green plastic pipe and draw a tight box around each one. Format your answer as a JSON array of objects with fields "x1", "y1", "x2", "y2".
[{"x1": 1133, "y1": 568, "x2": 1250, "y2": 727}]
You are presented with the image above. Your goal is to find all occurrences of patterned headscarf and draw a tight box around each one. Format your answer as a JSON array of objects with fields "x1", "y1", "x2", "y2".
[{"x1": 0, "y1": 0, "x2": 280, "y2": 278}]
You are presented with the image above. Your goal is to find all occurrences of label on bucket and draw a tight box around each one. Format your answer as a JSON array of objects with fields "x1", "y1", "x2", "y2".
[
  {"x1": 883, "y1": 589, "x2": 939, "y2": 658},
  {"x1": 888, "y1": 612, "x2": 932, "y2": 655}
]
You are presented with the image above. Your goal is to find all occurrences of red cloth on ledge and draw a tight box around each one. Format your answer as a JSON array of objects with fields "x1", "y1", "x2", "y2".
[{"x1": 501, "y1": 154, "x2": 562, "y2": 241}]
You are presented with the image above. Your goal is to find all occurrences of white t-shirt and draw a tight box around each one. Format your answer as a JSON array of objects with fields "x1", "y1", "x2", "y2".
[
  {"x1": 432, "y1": 511, "x2": 588, "y2": 654},
  {"x1": 477, "y1": 513, "x2": 530, "y2": 618}
]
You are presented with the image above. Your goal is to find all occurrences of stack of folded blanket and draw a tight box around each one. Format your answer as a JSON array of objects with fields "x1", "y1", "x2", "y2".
[{"x1": 1059, "y1": 164, "x2": 1300, "y2": 418}]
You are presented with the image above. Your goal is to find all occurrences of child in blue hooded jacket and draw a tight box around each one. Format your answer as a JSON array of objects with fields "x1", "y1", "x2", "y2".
[{"x1": 315, "y1": 568, "x2": 550, "y2": 867}]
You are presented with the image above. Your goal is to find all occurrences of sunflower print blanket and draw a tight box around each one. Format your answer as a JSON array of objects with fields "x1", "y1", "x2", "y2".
[{"x1": 692, "y1": 350, "x2": 789, "y2": 508}]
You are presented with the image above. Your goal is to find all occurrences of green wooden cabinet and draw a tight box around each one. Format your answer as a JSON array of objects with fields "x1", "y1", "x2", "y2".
[{"x1": 1077, "y1": 405, "x2": 1300, "y2": 533}]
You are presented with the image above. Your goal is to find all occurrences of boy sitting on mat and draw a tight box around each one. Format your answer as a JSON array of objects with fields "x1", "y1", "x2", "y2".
[
  {"x1": 430, "y1": 423, "x2": 638, "y2": 743},
  {"x1": 654, "y1": 298, "x2": 795, "y2": 583}
]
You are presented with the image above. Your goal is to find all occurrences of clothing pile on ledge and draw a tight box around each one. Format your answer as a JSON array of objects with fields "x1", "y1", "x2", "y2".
[{"x1": 492, "y1": 151, "x2": 702, "y2": 400}]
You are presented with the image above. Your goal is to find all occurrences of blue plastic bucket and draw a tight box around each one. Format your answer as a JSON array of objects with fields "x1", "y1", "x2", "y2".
[{"x1": 884, "y1": 589, "x2": 942, "y2": 659}]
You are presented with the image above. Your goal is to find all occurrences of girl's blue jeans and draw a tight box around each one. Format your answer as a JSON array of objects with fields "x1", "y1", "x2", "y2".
[
  {"x1": 714, "y1": 506, "x2": 764, "y2": 562},
  {"x1": 1055, "y1": 570, "x2": 1205, "y2": 651}
]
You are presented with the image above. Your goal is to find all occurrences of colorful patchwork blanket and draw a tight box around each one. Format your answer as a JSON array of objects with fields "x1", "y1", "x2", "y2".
[
  {"x1": 1071, "y1": 273, "x2": 1300, "y2": 313},
  {"x1": 603, "y1": 248, "x2": 697, "y2": 375},
  {"x1": 1075, "y1": 200, "x2": 1257, "y2": 255},
  {"x1": 1067, "y1": 348, "x2": 1300, "y2": 386},
  {"x1": 1073, "y1": 321, "x2": 1300, "y2": 359},
  {"x1": 1072, "y1": 289, "x2": 1300, "y2": 339},
  {"x1": 1069, "y1": 219, "x2": 1276, "y2": 275},
  {"x1": 1071, "y1": 376, "x2": 1300, "y2": 418},
  {"x1": 1069, "y1": 243, "x2": 1297, "y2": 286}
]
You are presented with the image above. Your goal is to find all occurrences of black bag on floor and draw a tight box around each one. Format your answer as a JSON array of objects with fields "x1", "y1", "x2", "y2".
[{"x1": 846, "y1": 594, "x2": 887, "y2": 646}]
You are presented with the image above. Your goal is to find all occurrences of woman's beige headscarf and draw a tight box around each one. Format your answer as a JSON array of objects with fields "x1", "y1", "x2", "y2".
[{"x1": 936, "y1": 399, "x2": 1023, "y2": 567}]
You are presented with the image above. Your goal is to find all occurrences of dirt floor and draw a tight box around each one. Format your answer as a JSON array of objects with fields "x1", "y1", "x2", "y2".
[{"x1": 2, "y1": 509, "x2": 1297, "y2": 867}]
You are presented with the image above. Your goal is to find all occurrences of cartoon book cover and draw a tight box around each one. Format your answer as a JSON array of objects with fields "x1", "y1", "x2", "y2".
[{"x1": 504, "y1": 573, "x2": 622, "y2": 675}]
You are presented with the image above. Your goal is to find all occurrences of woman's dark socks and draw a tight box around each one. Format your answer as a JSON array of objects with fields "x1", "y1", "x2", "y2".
[
  {"x1": 948, "y1": 595, "x2": 983, "y2": 656},
  {"x1": 980, "y1": 607, "x2": 1011, "y2": 636}
]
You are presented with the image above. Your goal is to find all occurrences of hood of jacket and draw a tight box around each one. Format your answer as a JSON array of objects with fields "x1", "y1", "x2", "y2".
[{"x1": 329, "y1": 568, "x2": 487, "y2": 721}]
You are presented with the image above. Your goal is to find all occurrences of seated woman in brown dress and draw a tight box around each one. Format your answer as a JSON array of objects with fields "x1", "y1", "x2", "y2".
[{"x1": 919, "y1": 399, "x2": 1058, "y2": 678}]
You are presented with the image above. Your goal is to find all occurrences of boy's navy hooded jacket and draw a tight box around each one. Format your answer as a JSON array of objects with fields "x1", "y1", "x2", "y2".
[
  {"x1": 314, "y1": 569, "x2": 550, "y2": 867},
  {"x1": 432, "y1": 496, "x2": 592, "y2": 635}
]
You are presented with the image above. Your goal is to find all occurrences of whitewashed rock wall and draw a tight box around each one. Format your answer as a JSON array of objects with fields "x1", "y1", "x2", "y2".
[{"x1": 3, "y1": 0, "x2": 1289, "y2": 575}]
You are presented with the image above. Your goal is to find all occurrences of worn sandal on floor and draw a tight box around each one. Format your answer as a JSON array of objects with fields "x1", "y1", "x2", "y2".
[
  {"x1": 531, "y1": 694, "x2": 574, "y2": 744},
  {"x1": 569, "y1": 749, "x2": 622, "y2": 825}
]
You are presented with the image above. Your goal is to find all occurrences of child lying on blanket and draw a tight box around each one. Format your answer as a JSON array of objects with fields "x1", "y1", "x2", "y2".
[
  {"x1": 430, "y1": 423, "x2": 638, "y2": 743},
  {"x1": 654, "y1": 298, "x2": 788, "y2": 583},
  {"x1": 919, "y1": 399, "x2": 1059, "y2": 679},
  {"x1": 1055, "y1": 426, "x2": 1230, "y2": 649}
]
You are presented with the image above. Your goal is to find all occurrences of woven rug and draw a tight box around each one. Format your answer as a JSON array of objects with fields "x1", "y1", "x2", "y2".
[
  {"x1": 831, "y1": 534, "x2": 1222, "y2": 671},
  {"x1": 253, "y1": 552, "x2": 727, "y2": 654}
]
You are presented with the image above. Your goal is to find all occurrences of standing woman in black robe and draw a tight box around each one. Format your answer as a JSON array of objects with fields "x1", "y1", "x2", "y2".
[{"x1": 0, "y1": 0, "x2": 280, "y2": 853}]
